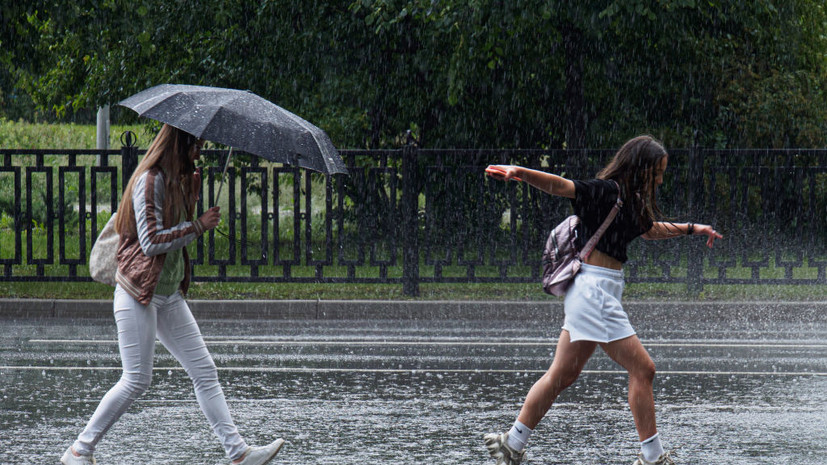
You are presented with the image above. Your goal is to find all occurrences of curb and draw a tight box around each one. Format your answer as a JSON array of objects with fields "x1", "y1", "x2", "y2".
[
  {"x1": 1, "y1": 299, "x2": 827, "y2": 321},
  {"x1": 0, "y1": 299, "x2": 562, "y2": 320}
]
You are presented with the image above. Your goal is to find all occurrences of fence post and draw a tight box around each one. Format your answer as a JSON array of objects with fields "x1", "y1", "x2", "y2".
[
  {"x1": 120, "y1": 131, "x2": 139, "y2": 194},
  {"x1": 687, "y1": 134, "x2": 704, "y2": 295},
  {"x1": 401, "y1": 135, "x2": 420, "y2": 296}
]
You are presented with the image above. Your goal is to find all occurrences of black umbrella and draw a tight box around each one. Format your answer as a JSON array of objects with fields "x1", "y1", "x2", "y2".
[{"x1": 118, "y1": 84, "x2": 348, "y2": 177}]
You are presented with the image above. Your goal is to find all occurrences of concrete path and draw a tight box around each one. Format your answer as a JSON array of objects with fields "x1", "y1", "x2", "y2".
[{"x1": 1, "y1": 299, "x2": 825, "y2": 464}]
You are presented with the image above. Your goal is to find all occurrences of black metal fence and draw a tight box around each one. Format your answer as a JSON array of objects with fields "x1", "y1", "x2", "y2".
[{"x1": 1, "y1": 140, "x2": 826, "y2": 295}]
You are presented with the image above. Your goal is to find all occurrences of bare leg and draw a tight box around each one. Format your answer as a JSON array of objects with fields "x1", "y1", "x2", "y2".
[
  {"x1": 516, "y1": 330, "x2": 597, "y2": 429},
  {"x1": 600, "y1": 335, "x2": 657, "y2": 441}
]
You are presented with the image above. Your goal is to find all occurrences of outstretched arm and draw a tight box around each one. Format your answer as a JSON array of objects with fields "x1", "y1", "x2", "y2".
[
  {"x1": 643, "y1": 222, "x2": 723, "y2": 248},
  {"x1": 485, "y1": 165, "x2": 576, "y2": 198}
]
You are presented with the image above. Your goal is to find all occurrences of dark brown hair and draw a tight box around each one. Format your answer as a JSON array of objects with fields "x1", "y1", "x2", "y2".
[{"x1": 597, "y1": 135, "x2": 668, "y2": 227}]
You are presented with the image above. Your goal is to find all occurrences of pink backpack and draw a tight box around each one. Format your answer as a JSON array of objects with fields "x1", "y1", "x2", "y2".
[{"x1": 542, "y1": 184, "x2": 622, "y2": 296}]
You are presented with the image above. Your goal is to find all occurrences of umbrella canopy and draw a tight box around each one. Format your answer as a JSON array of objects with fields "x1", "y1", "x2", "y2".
[{"x1": 118, "y1": 84, "x2": 348, "y2": 175}]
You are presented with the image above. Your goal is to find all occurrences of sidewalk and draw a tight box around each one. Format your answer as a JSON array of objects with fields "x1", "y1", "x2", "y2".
[{"x1": 1, "y1": 298, "x2": 826, "y2": 321}]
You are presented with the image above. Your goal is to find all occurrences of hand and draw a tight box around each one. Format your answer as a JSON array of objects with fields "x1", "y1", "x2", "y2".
[
  {"x1": 695, "y1": 224, "x2": 723, "y2": 248},
  {"x1": 485, "y1": 165, "x2": 522, "y2": 182},
  {"x1": 198, "y1": 206, "x2": 221, "y2": 231}
]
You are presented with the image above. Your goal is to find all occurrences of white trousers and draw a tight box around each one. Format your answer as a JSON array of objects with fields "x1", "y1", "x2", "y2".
[{"x1": 72, "y1": 286, "x2": 248, "y2": 460}]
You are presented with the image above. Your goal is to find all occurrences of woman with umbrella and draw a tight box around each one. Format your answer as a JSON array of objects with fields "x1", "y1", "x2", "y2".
[{"x1": 61, "y1": 124, "x2": 283, "y2": 465}]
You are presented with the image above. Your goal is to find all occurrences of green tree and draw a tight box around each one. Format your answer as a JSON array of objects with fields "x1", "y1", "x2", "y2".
[{"x1": 3, "y1": 0, "x2": 827, "y2": 148}]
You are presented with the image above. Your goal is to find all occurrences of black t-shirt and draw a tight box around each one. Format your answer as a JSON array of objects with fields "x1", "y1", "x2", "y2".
[{"x1": 570, "y1": 179, "x2": 653, "y2": 263}]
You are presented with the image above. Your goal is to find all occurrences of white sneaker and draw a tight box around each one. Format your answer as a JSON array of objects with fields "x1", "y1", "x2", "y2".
[
  {"x1": 61, "y1": 447, "x2": 96, "y2": 465},
  {"x1": 483, "y1": 432, "x2": 525, "y2": 465},
  {"x1": 233, "y1": 439, "x2": 285, "y2": 465},
  {"x1": 632, "y1": 450, "x2": 676, "y2": 465}
]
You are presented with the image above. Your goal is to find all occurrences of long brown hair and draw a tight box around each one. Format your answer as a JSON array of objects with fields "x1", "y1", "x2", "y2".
[
  {"x1": 597, "y1": 135, "x2": 668, "y2": 226},
  {"x1": 115, "y1": 124, "x2": 198, "y2": 236}
]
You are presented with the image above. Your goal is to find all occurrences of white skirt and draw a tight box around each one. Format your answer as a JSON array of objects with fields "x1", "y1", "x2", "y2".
[{"x1": 562, "y1": 263, "x2": 636, "y2": 343}]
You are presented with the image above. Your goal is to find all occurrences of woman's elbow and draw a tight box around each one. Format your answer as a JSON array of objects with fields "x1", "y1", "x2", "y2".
[{"x1": 139, "y1": 239, "x2": 162, "y2": 257}]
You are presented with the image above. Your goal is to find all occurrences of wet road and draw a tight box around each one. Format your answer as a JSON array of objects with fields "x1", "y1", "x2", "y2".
[{"x1": 1, "y1": 302, "x2": 826, "y2": 464}]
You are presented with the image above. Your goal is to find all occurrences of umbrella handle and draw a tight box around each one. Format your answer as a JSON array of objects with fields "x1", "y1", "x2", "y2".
[{"x1": 215, "y1": 147, "x2": 234, "y2": 202}]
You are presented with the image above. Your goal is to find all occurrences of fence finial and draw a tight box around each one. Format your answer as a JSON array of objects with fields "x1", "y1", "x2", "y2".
[{"x1": 120, "y1": 130, "x2": 137, "y2": 148}]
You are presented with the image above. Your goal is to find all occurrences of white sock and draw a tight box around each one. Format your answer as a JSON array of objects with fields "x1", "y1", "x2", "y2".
[
  {"x1": 506, "y1": 420, "x2": 532, "y2": 451},
  {"x1": 640, "y1": 433, "x2": 664, "y2": 463}
]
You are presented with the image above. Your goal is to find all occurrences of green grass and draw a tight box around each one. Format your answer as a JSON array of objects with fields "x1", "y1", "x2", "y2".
[{"x1": 0, "y1": 118, "x2": 149, "y2": 149}]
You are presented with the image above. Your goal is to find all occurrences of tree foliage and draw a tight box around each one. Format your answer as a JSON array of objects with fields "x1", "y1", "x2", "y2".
[{"x1": 2, "y1": 0, "x2": 826, "y2": 148}]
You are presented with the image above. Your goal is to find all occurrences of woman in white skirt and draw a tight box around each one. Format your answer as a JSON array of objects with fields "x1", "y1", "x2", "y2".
[{"x1": 483, "y1": 135, "x2": 722, "y2": 465}]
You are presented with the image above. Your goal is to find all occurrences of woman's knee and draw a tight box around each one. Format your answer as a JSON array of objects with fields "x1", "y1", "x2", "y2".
[
  {"x1": 187, "y1": 358, "x2": 219, "y2": 387},
  {"x1": 120, "y1": 370, "x2": 152, "y2": 395},
  {"x1": 632, "y1": 359, "x2": 656, "y2": 383}
]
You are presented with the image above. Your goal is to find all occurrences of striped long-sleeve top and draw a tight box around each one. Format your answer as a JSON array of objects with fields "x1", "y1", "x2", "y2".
[{"x1": 115, "y1": 167, "x2": 205, "y2": 304}]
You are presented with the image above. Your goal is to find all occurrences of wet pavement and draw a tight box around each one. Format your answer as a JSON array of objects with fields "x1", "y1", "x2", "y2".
[{"x1": 1, "y1": 301, "x2": 826, "y2": 464}]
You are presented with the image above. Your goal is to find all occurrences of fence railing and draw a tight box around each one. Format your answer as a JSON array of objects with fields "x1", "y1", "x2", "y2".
[{"x1": 1, "y1": 140, "x2": 826, "y2": 296}]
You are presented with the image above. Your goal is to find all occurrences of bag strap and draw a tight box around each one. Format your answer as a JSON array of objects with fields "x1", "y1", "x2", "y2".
[{"x1": 578, "y1": 181, "x2": 623, "y2": 261}]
